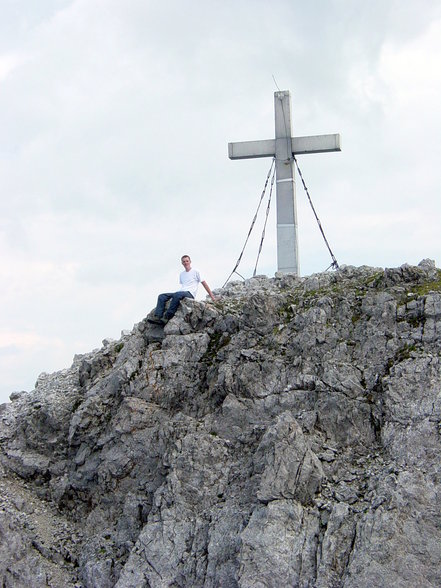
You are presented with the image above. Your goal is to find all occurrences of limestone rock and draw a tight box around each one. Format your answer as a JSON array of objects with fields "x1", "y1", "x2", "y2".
[{"x1": 0, "y1": 260, "x2": 440, "y2": 587}]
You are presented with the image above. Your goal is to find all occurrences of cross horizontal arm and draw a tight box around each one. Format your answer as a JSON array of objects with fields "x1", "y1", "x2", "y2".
[
  {"x1": 293, "y1": 134, "x2": 341, "y2": 154},
  {"x1": 228, "y1": 133, "x2": 341, "y2": 160},
  {"x1": 228, "y1": 139, "x2": 275, "y2": 160}
]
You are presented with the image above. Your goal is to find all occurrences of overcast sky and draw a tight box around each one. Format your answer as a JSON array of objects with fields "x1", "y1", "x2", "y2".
[{"x1": 1, "y1": 0, "x2": 440, "y2": 403}]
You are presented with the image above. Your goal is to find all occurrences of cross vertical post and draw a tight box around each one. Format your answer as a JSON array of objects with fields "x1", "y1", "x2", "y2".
[
  {"x1": 274, "y1": 90, "x2": 299, "y2": 274},
  {"x1": 228, "y1": 90, "x2": 341, "y2": 276}
]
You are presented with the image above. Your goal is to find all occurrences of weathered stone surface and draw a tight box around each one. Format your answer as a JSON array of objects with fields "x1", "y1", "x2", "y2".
[
  {"x1": 256, "y1": 412, "x2": 324, "y2": 504},
  {"x1": 0, "y1": 261, "x2": 440, "y2": 587}
]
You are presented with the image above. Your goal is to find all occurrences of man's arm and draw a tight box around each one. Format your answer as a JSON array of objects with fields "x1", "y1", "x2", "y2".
[{"x1": 201, "y1": 280, "x2": 216, "y2": 301}]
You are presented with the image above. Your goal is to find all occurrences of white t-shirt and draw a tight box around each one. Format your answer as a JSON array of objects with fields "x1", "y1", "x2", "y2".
[{"x1": 180, "y1": 268, "x2": 203, "y2": 298}]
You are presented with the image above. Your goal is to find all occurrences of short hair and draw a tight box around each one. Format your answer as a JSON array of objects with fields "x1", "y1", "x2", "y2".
[{"x1": 181, "y1": 255, "x2": 191, "y2": 262}]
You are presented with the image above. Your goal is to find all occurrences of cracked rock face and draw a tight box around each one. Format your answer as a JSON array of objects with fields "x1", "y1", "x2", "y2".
[{"x1": 1, "y1": 260, "x2": 441, "y2": 587}]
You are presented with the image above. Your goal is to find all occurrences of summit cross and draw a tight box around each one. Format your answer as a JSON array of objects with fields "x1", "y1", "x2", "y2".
[{"x1": 228, "y1": 90, "x2": 341, "y2": 275}]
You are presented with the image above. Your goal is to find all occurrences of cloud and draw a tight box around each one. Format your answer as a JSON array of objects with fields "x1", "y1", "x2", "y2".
[
  {"x1": 377, "y1": 17, "x2": 441, "y2": 160},
  {"x1": 0, "y1": 328, "x2": 66, "y2": 401},
  {"x1": 1, "y1": 1, "x2": 441, "y2": 403},
  {"x1": 0, "y1": 329, "x2": 63, "y2": 352},
  {"x1": 0, "y1": 53, "x2": 24, "y2": 81}
]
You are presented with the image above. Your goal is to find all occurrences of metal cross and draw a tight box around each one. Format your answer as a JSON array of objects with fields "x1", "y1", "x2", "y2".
[{"x1": 228, "y1": 90, "x2": 341, "y2": 275}]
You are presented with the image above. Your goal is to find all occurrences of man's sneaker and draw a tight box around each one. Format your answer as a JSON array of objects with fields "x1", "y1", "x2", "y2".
[{"x1": 147, "y1": 316, "x2": 163, "y2": 325}]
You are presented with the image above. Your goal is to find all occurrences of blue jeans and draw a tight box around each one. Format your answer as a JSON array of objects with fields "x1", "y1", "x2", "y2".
[{"x1": 155, "y1": 291, "x2": 194, "y2": 319}]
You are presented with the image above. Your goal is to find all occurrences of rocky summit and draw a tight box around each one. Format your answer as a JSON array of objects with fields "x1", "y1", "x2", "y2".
[{"x1": 1, "y1": 260, "x2": 441, "y2": 588}]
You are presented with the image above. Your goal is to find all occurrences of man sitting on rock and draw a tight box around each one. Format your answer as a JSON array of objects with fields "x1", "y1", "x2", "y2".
[{"x1": 148, "y1": 254, "x2": 216, "y2": 325}]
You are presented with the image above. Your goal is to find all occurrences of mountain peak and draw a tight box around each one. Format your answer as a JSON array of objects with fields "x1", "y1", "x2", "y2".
[{"x1": 1, "y1": 260, "x2": 440, "y2": 587}]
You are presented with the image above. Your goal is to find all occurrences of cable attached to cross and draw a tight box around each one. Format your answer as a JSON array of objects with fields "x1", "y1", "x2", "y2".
[
  {"x1": 223, "y1": 154, "x2": 339, "y2": 287},
  {"x1": 293, "y1": 156, "x2": 339, "y2": 271},
  {"x1": 222, "y1": 158, "x2": 276, "y2": 288},
  {"x1": 252, "y1": 162, "x2": 276, "y2": 277}
]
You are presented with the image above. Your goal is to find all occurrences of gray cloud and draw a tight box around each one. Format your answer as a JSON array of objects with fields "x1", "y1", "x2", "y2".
[{"x1": 1, "y1": 0, "x2": 441, "y2": 401}]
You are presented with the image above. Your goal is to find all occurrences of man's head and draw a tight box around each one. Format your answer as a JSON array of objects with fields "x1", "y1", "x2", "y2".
[{"x1": 181, "y1": 255, "x2": 191, "y2": 271}]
